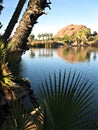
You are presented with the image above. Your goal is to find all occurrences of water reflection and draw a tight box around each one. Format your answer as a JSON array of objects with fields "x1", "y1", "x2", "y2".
[
  {"x1": 20, "y1": 46, "x2": 98, "y2": 117},
  {"x1": 93, "y1": 52, "x2": 97, "y2": 60},
  {"x1": 29, "y1": 48, "x2": 53, "y2": 57},
  {"x1": 29, "y1": 48, "x2": 35, "y2": 58},
  {"x1": 21, "y1": 47, "x2": 98, "y2": 88},
  {"x1": 57, "y1": 47, "x2": 98, "y2": 63}
]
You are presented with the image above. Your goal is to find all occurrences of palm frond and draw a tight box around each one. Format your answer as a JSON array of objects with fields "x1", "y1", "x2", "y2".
[
  {"x1": 2, "y1": 99, "x2": 37, "y2": 130},
  {"x1": 38, "y1": 69, "x2": 94, "y2": 130}
]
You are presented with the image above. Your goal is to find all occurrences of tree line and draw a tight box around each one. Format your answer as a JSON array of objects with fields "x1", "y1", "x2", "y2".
[
  {"x1": 29, "y1": 33, "x2": 53, "y2": 41},
  {"x1": 55, "y1": 28, "x2": 98, "y2": 46}
]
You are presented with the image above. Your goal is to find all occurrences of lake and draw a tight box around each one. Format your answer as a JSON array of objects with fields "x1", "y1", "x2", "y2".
[{"x1": 20, "y1": 46, "x2": 98, "y2": 116}]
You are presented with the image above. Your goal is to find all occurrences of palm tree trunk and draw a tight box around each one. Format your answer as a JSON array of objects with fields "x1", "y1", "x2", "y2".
[
  {"x1": 0, "y1": 0, "x2": 3, "y2": 29},
  {"x1": 0, "y1": 0, "x2": 3, "y2": 13},
  {"x1": 2, "y1": 0, "x2": 27, "y2": 43},
  {"x1": 10, "y1": 0, "x2": 51, "y2": 52}
]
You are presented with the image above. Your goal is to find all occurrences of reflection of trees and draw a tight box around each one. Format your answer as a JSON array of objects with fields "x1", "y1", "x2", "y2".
[
  {"x1": 29, "y1": 48, "x2": 35, "y2": 58},
  {"x1": 93, "y1": 52, "x2": 97, "y2": 60},
  {"x1": 38, "y1": 48, "x2": 53, "y2": 57},
  {"x1": 57, "y1": 47, "x2": 93, "y2": 63}
]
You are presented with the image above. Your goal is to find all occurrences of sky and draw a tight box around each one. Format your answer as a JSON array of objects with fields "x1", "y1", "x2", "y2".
[{"x1": 0, "y1": 0, "x2": 98, "y2": 37}]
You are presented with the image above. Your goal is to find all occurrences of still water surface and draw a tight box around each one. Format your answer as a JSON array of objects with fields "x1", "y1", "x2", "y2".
[{"x1": 20, "y1": 47, "x2": 98, "y2": 114}]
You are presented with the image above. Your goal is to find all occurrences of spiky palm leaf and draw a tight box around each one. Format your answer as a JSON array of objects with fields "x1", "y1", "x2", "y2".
[
  {"x1": 0, "y1": 41, "x2": 14, "y2": 88},
  {"x1": 0, "y1": 62, "x2": 13, "y2": 87},
  {"x1": 0, "y1": 41, "x2": 15, "y2": 106},
  {"x1": 38, "y1": 70, "x2": 94, "y2": 130},
  {"x1": 0, "y1": 42, "x2": 7, "y2": 62},
  {"x1": 1, "y1": 99, "x2": 38, "y2": 130}
]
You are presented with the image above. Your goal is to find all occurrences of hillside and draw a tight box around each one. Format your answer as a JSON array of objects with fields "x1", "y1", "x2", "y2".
[{"x1": 55, "y1": 24, "x2": 88, "y2": 38}]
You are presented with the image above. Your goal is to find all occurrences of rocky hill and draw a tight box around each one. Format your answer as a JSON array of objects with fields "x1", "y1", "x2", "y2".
[{"x1": 55, "y1": 24, "x2": 87, "y2": 38}]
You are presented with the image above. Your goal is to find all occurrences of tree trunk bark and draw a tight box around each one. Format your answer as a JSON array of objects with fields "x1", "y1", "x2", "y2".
[
  {"x1": 10, "y1": 0, "x2": 51, "y2": 52},
  {"x1": 2, "y1": 0, "x2": 27, "y2": 43}
]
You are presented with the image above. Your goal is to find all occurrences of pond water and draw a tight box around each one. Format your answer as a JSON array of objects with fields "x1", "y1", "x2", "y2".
[{"x1": 20, "y1": 46, "x2": 98, "y2": 115}]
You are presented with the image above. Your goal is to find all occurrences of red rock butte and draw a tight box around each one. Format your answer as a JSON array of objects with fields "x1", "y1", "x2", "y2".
[{"x1": 55, "y1": 24, "x2": 87, "y2": 38}]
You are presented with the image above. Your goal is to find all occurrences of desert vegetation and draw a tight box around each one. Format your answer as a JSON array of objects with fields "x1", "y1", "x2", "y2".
[{"x1": 0, "y1": 0, "x2": 98, "y2": 129}]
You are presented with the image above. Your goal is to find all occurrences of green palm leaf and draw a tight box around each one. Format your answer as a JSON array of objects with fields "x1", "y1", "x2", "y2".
[
  {"x1": 1, "y1": 99, "x2": 37, "y2": 130},
  {"x1": 38, "y1": 69, "x2": 94, "y2": 130}
]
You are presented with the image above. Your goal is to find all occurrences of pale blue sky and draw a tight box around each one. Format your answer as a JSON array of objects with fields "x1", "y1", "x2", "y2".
[{"x1": 0, "y1": 0, "x2": 98, "y2": 36}]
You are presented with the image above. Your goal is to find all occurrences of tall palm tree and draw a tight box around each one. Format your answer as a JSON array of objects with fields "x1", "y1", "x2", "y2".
[
  {"x1": 37, "y1": 34, "x2": 41, "y2": 40},
  {"x1": 41, "y1": 33, "x2": 45, "y2": 41},
  {"x1": 0, "y1": 0, "x2": 3, "y2": 29},
  {"x1": 75, "y1": 28, "x2": 91, "y2": 45},
  {"x1": 10, "y1": 0, "x2": 51, "y2": 52},
  {"x1": 2, "y1": 0, "x2": 27, "y2": 43},
  {"x1": 49, "y1": 33, "x2": 53, "y2": 39},
  {"x1": 0, "y1": 0, "x2": 3, "y2": 14}
]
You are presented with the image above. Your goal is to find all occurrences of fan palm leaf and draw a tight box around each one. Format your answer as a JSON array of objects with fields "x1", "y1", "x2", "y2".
[
  {"x1": 1, "y1": 99, "x2": 37, "y2": 130},
  {"x1": 38, "y1": 69, "x2": 94, "y2": 130},
  {"x1": 0, "y1": 41, "x2": 14, "y2": 88}
]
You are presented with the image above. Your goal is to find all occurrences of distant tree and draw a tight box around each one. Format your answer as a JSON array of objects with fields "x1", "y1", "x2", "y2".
[
  {"x1": 75, "y1": 28, "x2": 91, "y2": 44},
  {"x1": 37, "y1": 33, "x2": 53, "y2": 40},
  {"x1": 45, "y1": 33, "x2": 48, "y2": 40},
  {"x1": 63, "y1": 35, "x2": 71, "y2": 45},
  {"x1": 82, "y1": 28, "x2": 91, "y2": 38},
  {"x1": 54, "y1": 37, "x2": 63, "y2": 41},
  {"x1": 49, "y1": 33, "x2": 53, "y2": 39},
  {"x1": 95, "y1": 35, "x2": 98, "y2": 42},
  {"x1": 29, "y1": 34, "x2": 35, "y2": 41},
  {"x1": 41, "y1": 33, "x2": 45, "y2": 40},
  {"x1": 37, "y1": 34, "x2": 41, "y2": 40},
  {"x1": 75, "y1": 30, "x2": 83, "y2": 44},
  {"x1": 92, "y1": 31, "x2": 97, "y2": 36},
  {"x1": 88, "y1": 36, "x2": 94, "y2": 41}
]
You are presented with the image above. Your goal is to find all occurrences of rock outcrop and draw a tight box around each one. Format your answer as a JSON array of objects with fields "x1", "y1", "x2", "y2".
[{"x1": 55, "y1": 24, "x2": 87, "y2": 38}]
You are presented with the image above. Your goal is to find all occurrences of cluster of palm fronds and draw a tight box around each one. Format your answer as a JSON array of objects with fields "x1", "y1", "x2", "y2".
[
  {"x1": 0, "y1": 41, "x2": 15, "y2": 125},
  {"x1": 0, "y1": 41, "x2": 14, "y2": 91},
  {"x1": 38, "y1": 70, "x2": 95, "y2": 130},
  {"x1": 1, "y1": 99, "x2": 37, "y2": 130}
]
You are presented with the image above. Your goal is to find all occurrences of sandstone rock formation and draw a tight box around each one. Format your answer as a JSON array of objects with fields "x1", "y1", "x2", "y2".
[{"x1": 55, "y1": 24, "x2": 87, "y2": 38}]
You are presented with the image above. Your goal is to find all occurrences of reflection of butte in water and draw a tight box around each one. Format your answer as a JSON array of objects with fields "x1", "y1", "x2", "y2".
[
  {"x1": 38, "y1": 48, "x2": 53, "y2": 57},
  {"x1": 57, "y1": 47, "x2": 91, "y2": 63}
]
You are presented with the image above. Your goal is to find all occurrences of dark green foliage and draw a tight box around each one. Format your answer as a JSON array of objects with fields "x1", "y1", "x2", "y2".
[
  {"x1": 29, "y1": 34, "x2": 35, "y2": 41},
  {"x1": 92, "y1": 31, "x2": 97, "y2": 36},
  {"x1": 1, "y1": 99, "x2": 36, "y2": 130},
  {"x1": 38, "y1": 70, "x2": 94, "y2": 130},
  {"x1": 0, "y1": 41, "x2": 13, "y2": 87}
]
